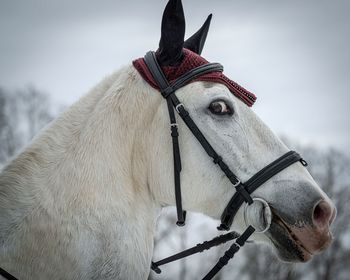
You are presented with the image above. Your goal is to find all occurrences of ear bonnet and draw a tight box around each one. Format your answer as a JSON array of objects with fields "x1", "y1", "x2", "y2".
[{"x1": 133, "y1": 48, "x2": 256, "y2": 106}]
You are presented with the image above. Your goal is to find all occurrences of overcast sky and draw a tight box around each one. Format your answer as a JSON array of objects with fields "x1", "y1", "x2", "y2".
[{"x1": 0, "y1": 0, "x2": 349, "y2": 153}]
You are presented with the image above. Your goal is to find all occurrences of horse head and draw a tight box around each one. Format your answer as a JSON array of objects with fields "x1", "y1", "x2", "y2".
[{"x1": 143, "y1": 0, "x2": 336, "y2": 263}]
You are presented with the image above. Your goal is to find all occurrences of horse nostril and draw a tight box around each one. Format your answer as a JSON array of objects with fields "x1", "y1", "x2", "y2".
[{"x1": 313, "y1": 200, "x2": 334, "y2": 229}]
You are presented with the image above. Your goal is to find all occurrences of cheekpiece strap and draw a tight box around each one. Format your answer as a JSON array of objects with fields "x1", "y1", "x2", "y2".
[{"x1": 144, "y1": 51, "x2": 186, "y2": 225}]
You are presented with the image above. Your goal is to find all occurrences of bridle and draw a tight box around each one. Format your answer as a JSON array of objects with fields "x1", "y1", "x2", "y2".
[
  {"x1": 142, "y1": 51, "x2": 307, "y2": 279},
  {"x1": 0, "y1": 51, "x2": 308, "y2": 280}
]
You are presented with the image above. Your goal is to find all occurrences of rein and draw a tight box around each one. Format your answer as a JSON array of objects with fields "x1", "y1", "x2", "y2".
[{"x1": 143, "y1": 51, "x2": 307, "y2": 279}]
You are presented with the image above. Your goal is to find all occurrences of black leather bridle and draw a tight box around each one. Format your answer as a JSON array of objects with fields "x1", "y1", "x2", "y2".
[
  {"x1": 143, "y1": 51, "x2": 307, "y2": 279},
  {"x1": 0, "y1": 51, "x2": 307, "y2": 280}
]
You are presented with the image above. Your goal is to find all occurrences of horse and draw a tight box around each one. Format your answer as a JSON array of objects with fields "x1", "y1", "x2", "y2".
[{"x1": 0, "y1": 0, "x2": 336, "y2": 279}]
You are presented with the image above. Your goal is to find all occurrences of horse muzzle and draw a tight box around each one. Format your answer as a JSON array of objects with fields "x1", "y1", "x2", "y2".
[{"x1": 268, "y1": 198, "x2": 336, "y2": 262}]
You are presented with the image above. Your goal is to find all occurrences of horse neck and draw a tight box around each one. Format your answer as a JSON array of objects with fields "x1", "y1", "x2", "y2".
[{"x1": 0, "y1": 66, "x2": 161, "y2": 278}]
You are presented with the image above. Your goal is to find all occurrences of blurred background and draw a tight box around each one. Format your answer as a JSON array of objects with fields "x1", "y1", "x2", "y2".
[{"x1": 0, "y1": 0, "x2": 349, "y2": 279}]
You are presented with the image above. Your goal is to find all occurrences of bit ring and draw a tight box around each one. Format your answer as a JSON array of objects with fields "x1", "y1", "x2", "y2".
[{"x1": 244, "y1": 197, "x2": 272, "y2": 234}]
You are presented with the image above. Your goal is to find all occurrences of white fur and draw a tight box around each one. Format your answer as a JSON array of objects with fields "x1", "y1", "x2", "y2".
[{"x1": 0, "y1": 65, "x2": 332, "y2": 279}]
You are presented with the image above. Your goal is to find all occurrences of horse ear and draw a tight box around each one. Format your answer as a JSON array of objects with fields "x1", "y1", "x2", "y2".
[
  {"x1": 183, "y1": 14, "x2": 212, "y2": 55},
  {"x1": 157, "y1": 0, "x2": 185, "y2": 66}
]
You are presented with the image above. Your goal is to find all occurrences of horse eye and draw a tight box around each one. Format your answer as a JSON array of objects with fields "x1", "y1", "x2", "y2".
[{"x1": 209, "y1": 100, "x2": 233, "y2": 115}]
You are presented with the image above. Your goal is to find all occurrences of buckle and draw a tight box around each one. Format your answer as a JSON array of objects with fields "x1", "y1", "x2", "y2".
[
  {"x1": 175, "y1": 103, "x2": 184, "y2": 113},
  {"x1": 232, "y1": 179, "x2": 241, "y2": 188}
]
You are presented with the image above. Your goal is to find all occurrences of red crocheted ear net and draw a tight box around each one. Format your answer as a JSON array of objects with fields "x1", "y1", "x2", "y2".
[{"x1": 133, "y1": 48, "x2": 256, "y2": 106}]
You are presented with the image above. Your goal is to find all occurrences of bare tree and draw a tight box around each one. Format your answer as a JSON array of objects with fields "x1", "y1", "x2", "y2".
[
  {"x1": 0, "y1": 86, "x2": 54, "y2": 167},
  {"x1": 19, "y1": 86, "x2": 53, "y2": 140},
  {"x1": 0, "y1": 88, "x2": 21, "y2": 163}
]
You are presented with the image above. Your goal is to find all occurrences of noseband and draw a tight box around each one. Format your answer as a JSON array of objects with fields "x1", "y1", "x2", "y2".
[{"x1": 143, "y1": 51, "x2": 307, "y2": 279}]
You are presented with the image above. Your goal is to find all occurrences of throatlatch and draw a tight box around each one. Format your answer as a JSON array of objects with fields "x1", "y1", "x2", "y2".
[{"x1": 142, "y1": 51, "x2": 307, "y2": 279}]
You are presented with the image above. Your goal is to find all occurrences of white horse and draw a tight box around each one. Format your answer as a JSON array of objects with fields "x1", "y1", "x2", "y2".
[{"x1": 0, "y1": 1, "x2": 336, "y2": 279}]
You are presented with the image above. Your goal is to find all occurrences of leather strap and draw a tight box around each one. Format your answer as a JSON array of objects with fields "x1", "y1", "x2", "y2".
[
  {"x1": 167, "y1": 96, "x2": 186, "y2": 225},
  {"x1": 144, "y1": 51, "x2": 186, "y2": 225},
  {"x1": 151, "y1": 230, "x2": 240, "y2": 274},
  {"x1": 202, "y1": 226, "x2": 255, "y2": 280},
  {"x1": 0, "y1": 267, "x2": 18, "y2": 280}
]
